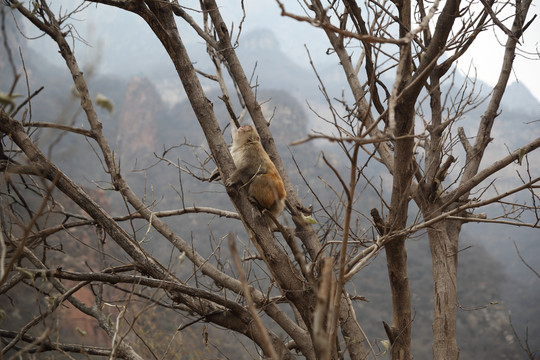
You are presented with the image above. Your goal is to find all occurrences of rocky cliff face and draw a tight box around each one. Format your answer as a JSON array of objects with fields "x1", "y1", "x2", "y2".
[{"x1": 116, "y1": 77, "x2": 165, "y2": 168}]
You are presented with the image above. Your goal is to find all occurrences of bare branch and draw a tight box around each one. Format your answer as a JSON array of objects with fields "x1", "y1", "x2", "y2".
[
  {"x1": 0, "y1": 330, "x2": 113, "y2": 357},
  {"x1": 229, "y1": 234, "x2": 280, "y2": 360}
]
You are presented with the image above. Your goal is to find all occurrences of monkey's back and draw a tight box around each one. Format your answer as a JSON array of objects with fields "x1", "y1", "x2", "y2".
[{"x1": 230, "y1": 127, "x2": 286, "y2": 219}]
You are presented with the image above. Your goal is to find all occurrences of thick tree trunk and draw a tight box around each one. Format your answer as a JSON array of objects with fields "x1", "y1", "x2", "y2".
[
  {"x1": 385, "y1": 105, "x2": 415, "y2": 360},
  {"x1": 384, "y1": 237, "x2": 412, "y2": 360},
  {"x1": 425, "y1": 207, "x2": 462, "y2": 359}
]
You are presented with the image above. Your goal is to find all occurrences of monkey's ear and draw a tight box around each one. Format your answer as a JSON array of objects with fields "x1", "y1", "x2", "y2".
[{"x1": 250, "y1": 125, "x2": 261, "y2": 142}]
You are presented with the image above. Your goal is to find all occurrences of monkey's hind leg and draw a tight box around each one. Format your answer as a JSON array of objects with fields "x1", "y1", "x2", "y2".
[{"x1": 247, "y1": 175, "x2": 276, "y2": 209}]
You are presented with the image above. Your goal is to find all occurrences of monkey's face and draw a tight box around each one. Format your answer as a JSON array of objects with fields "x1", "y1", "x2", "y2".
[
  {"x1": 236, "y1": 125, "x2": 260, "y2": 143},
  {"x1": 238, "y1": 125, "x2": 252, "y2": 132}
]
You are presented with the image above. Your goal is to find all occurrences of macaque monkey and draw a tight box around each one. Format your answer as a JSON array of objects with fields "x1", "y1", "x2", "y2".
[{"x1": 226, "y1": 125, "x2": 286, "y2": 229}]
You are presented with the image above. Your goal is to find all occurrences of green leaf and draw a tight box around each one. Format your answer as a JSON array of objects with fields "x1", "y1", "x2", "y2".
[
  {"x1": 0, "y1": 92, "x2": 22, "y2": 114},
  {"x1": 301, "y1": 213, "x2": 318, "y2": 224},
  {"x1": 95, "y1": 93, "x2": 114, "y2": 114},
  {"x1": 178, "y1": 251, "x2": 186, "y2": 265},
  {"x1": 380, "y1": 339, "x2": 390, "y2": 355},
  {"x1": 518, "y1": 148, "x2": 526, "y2": 165}
]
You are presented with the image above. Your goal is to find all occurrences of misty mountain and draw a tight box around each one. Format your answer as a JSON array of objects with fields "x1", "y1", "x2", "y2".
[
  {"x1": 2, "y1": 9, "x2": 539, "y2": 358},
  {"x1": 502, "y1": 81, "x2": 540, "y2": 116}
]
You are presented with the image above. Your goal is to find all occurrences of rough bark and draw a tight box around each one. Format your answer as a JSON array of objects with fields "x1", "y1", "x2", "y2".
[
  {"x1": 338, "y1": 294, "x2": 368, "y2": 360},
  {"x1": 382, "y1": 0, "x2": 415, "y2": 356},
  {"x1": 427, "y1": 216, "x2": 461, "y2": 359},
  {"x1": 384, "y1": 110, "x2": 414, "y2": 360}
]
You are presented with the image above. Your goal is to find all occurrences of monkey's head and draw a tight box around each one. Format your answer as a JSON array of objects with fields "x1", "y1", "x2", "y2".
[{"x1": 234, "y1": 125, "x2": 260, "y2": 144}]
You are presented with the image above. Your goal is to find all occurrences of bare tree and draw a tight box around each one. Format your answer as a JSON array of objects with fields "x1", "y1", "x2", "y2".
[
  {"x1": 1, "y1": 1, "x2": 538, "y2": 360},
  {"x1": 279, "y1": 0, "x2": 538, "y2": 358}
]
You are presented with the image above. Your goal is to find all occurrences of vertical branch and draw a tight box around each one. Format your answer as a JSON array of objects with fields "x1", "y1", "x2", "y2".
[
  {"x1": 459, "y1": 0, "x2": 533, "y2": 190},
  {"x1": 229, "y1": 234, "x2": 279, "y2": 360},
  {"x1": 329, "y1": 143, "x2": 360, "y2": 355},
  {"x1": 384, "y1": 1, "x2": 415, "y2": 359},
  {"x1": 310, "y1": 0, "x2": 394, "y2": 171},
  {"x1": 313, "y1": 257, "x2": 334, "y2": 359}
]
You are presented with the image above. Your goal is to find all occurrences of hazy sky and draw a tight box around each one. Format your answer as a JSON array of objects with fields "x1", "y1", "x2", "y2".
[
  {"x1": 236, "y1": 1, "x2": 540, "y2": 102},
  {"x1": 27, "y1": 1, "x2": 540, "y2": 103}
]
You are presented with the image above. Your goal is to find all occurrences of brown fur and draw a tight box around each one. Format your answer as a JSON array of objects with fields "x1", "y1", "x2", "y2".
[{"x1": 226, "y1": 125, "x2": 286, "y2": 228}]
